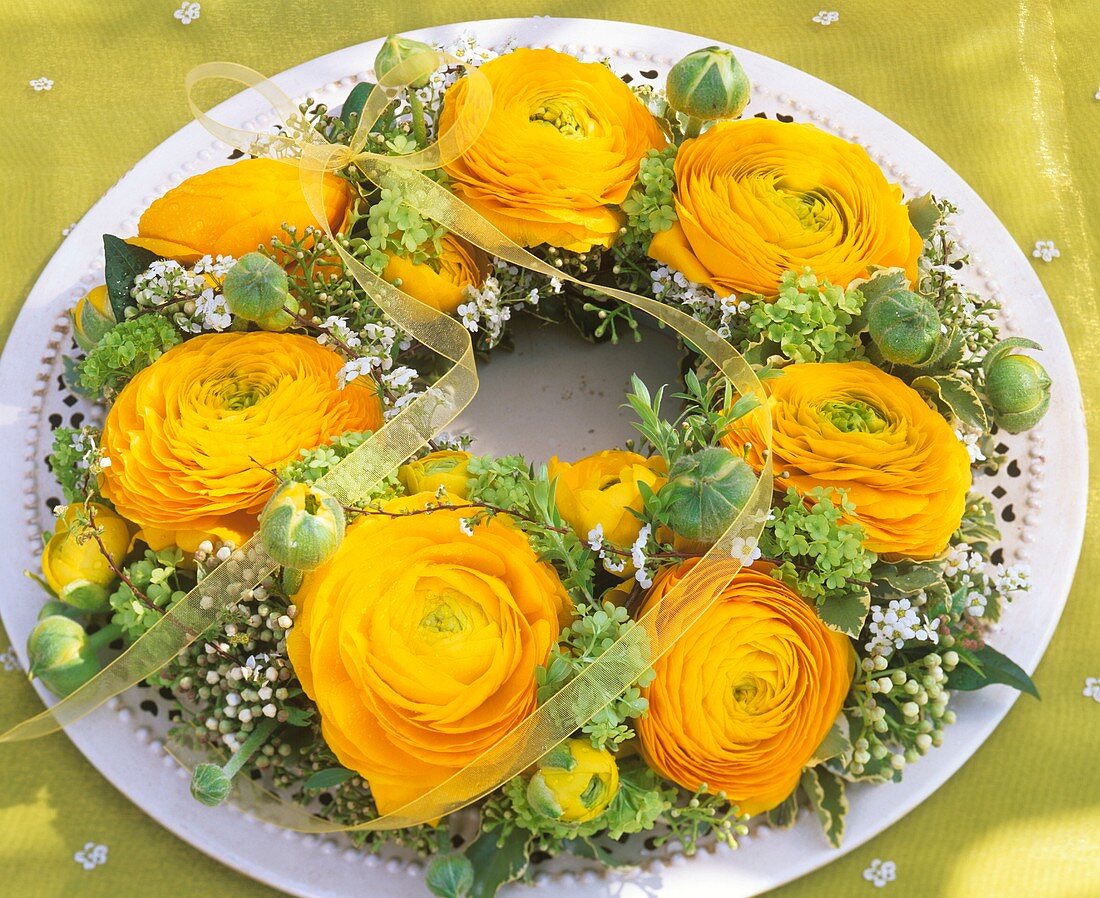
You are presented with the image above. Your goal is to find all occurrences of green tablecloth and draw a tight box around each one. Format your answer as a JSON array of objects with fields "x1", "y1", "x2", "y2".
[{"x1": 1, "y1": 1, "x2": 1097, "y2": 895}]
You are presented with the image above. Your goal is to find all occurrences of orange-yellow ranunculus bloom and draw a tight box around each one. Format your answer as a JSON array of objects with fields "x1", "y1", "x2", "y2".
[
  {"x1": 286, "y1": 492, "x2": 571, "y2": 814},
  {"x1": 439, "y1": 48, "x2": 666, "y2": 252},
  {"x1": 99, "y1": 332, "x2": 381, "y2": 552},
  {"x1": 398, "y1": 450, "x2": 473, "y2": 499},
  {"x1": 548, "y1": 450, "x2": 667, "y2": 548},
  {"x1": 721, "y1": 361, "x2": 971, "y2": 559},
  {"x1": 637, "y1": 561, "x2": 853, "y2": 815},
  {"x1": 649, "y1": 119, "x2": 922, "y2": 298},
  {"x1": 383, "y1": 234, "x2": 489, "y2": 314},
  {"x1": 131, "y1": 158, "x2": 353, "y2": 261}
]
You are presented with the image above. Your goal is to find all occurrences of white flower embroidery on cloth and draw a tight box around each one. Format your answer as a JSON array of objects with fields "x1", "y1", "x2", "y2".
[
  {"x1": 29, "y1": 77, "x2": 54, "y2": 91},
  {"x1": 74, "y1": 843, "x2": 108, "y2": 870},
  {"x1": 1, "y1": 646, "x2": 21, "y2": 672},
  {"x1": 1084, "y1": 677, "x2": 1100, "y2": 702},
  {"x1": 173, "y1": 1, "x2": 200, "y2": 25},
  {"x1": 863, "y1": 858, "x2": 897, "y2": 887},
  {"x1": 813, "y1": 10, "x2": 840, "y2": 25},
  {"x1": 1032, "y1": 240, "x2": 1060, "y2": 262},
  {"x1": 62, "y1": 222, "x2": 76, "y2": 237},
  {"x1": 1094, "y1": 87, "x2": 1100, "y2": 100}
]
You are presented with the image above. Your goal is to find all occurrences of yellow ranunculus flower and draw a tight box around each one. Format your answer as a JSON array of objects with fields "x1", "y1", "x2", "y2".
[
  {"x1": 439, "y1": 48, "x2": 666, "y2": 252},
  {"x1": 42, "y1": 503, "x2": 131, "y2": 610},
  {"x1": 548, "y1": 450, "x2": 667, "y2": 548},
  {"x1": 398, "y1": 450, "x2": 473, "y2": 499},
  {"x1": 285, "y1": 492, "x2": 571, "y2": 814},
  {"x1": 637, "y1": 561, "x2": 854, "y2": 815},
  {"x1": 649, "y1": 119, "x2": 922, "y2": 297},
  {"x1": 99, "y1": 332, "x2": 382, "y2": 553},
  {"x1": 382, "y1": 234, "x2": 489, "y2": 314},
  {"x1": 71, "y1": 285, "x2": 116, "y2": 352},
  {"x1": 721, "y1": 361, "x2": 972, "y2": 559},
  {"x1": 132, "y1": 158, "x2": 353, "y2": 261}
]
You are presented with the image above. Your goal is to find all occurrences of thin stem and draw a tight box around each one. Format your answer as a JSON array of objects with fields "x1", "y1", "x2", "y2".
[
  {"x1": 222, "y1": 717, "x2": 280, "y2": 778},
  {"x1": 86, "y1": 622, "x2": 124, "y2": 652},
  {"x1": 407, "y1": 92, "x2": 428, "y2": 146},
  {"x1": 84, "y1": 501, "x2": 160, "y2": 616}
]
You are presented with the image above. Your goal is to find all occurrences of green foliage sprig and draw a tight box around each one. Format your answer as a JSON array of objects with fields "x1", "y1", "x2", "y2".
[{"x1": 75, "y1": 315, "x2": 181, "y2": 398}]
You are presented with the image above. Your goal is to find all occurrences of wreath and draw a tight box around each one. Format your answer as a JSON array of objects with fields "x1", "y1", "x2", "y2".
[{"x1": 20, "y1": 32, "x2": 1051, "y2": 898}]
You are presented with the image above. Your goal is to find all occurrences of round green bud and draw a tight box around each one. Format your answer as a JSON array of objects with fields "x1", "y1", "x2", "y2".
[
  {"x1": 424, "y1": 852, "x2": 475, "y2": 898},
  {"x1": 866, "y1": 290, "x2": 942, "y2": 366},
  {"x1": 374, "y1": 35, "x2": 438, "y2": 89},
  {"x1": 985, "y1": 354, "x2": 1051, "y2": 433},
  {"x1": 658, "y1": 447, "x2": 757, "y2": 545},
  {"x1": 259, "y1": 481, "x2": 346, "y2": 571},
  {"x1": 190, "y1": 762, "x2": 232, "y2": 807},
  {"x1": 666, "y1": 46, "x2": 751, "y2": 123},
  {"x1": 26, "y1": 615, "x2": 100, "y2": 697},
  {"x1": 222, "y1": 252, "x2": 290, "y2": 324},
  {"x1": 526, "y1": 738, "x2": 620, "y2": 824}
]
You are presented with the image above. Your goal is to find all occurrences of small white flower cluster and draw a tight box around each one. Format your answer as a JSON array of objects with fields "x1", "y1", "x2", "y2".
[
  {"x1": 587, "y1": 523, "x2": 626, "y2": 575},
  {"x1": 458, "y1": 277, "x2": 512, "y2": 345},
  {"x1": 650, "y1": 265, "x2": 745, "y2": 338},
  {"x1": 942, "y1": 543, "x2": 984, "y2": 578},
  {"x1": 1032, "y1": 240, "x2": 1060, "y2": 263},
  {"x1": 132, "y1": 255, "x2": 235, "y2": 333},
  {"x1": 459, "y1": 517, "x2": 475, "y2": 537},
  {"x1": 67, "y1": 427, "x2": 109, "y2": 474},
  {"x1": 1083, "y1": 677, "x2": 1100, "y2": 702},
  {"x1": 0, "y1": 646, "x2": 21, "y2": 672},
  {"x1": 955, "y1": 427, "x2": 986, "y2": 463},
  {"x1": 862, "y1": 858, "x2": 897, "y2": 888},
  {"x1": 631, "y1": 524, "x2": 654, "y2": 589},
  {"x1": 865, "y1": 598, "x2": 940, "y2": 658},
  {"x1": 173, "y1": 1, "x2": 201, "y2": 25},
  {"x1": 73, "y1": 842, "x2": 108, "y2": 871},
  {"x1": 991, "y1": 563, "x2": 1030, "y2": 594},
  {"x1": 334, "y1": 323, "x2": 402, "y2": 389},
  {"x1": 318, "y1": 315, "x2": 363, "y2": 349},
  {"x1": 942, "y1": 542, "x2": 1031, "y2": 620}
]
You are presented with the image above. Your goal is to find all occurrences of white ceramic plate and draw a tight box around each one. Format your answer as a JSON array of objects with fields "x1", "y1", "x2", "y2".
[{"x1": 0, "y1": 16, "x2": 1087, "y2": 898}]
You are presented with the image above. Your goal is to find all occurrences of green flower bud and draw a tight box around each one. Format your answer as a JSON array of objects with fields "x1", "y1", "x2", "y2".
[
  {"x1": 222, "y1": 252, "x2": 290, "y2": 324},
  {"x1": 71, "y1": 285, "x2": 117, "y2": 352},
  {"x1": 26, "y1": 615, "x2": 101, "y2": 697},
  {"x1": 985, "y1": 353, "x2": 1051, "y2": 433},
  {"x1": 374, "y1": 35, "x2": 438, "y2": 89},
  {"x1": 666, "y1": 46, "x2": 751, "y2": 123},
  {"x1": 866, "y1": 290, "x2": 942, "y2": 366},
  {"x1": 36, "y1": 599, "x2": 86, "y2": 623},
  {"x1": 526, "y1": 738, "x2": 619, "y2": 824},
  {"x1": 657, "y1": 447, "x2": 756, "y2": 545},
  {"x1": 259, "y1": 481, "x2": 346, "y2": 571},
  {"x1": 425, "y1": 852, "x2": 475, "y2": 898},
  {"x1": 190, "y1": 762, "x2": 233, "y2": 807}
]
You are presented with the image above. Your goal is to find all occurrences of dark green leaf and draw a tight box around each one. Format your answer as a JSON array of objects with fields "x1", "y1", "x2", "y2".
[
  {"x1": 801, "y1": 766, "x2": 848, "y2": 847},
  {"x1": 103, "y1": 234, "x2": 160, "y2": 320},
  {"x1": 816, "y1": 588, "x2": 870, "y2": 638},
  {"x1": 301, "y1": 767, "x2": 355, "y2": 792},
  {"x1": 948, "y1": 644, "x2": 1039, "y2": 698},
  {"x1": 809, "y1": 715, "x2": 852, "y2": 765},
  {"x1": 466, "y1": 827, "x2": 532, "y2": 898},
  {"x1": 873, "y1": 561, "x2": 944, "y2": 594},
  {"x1": 340, "y1": 81, "x2": 377, "y2": 129},
  {"x1": 426, "y1": 853, "x2": 475, "y2": 898}
]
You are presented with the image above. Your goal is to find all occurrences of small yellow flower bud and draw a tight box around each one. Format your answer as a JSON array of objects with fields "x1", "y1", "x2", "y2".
[
  {"x1": 526, "y1": 738, "x2": 620, "y2": 824},
  {"x1": 71, "y1": 285, "x2": 117, "y2": 352}
]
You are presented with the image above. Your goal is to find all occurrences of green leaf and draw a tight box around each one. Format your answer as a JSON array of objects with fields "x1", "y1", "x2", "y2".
[
  {"x1": 465, "y1": 827, "x2": 532, "y2": 898},
  {"x1": 913, "y1": 375, "x2": 988, "y2": 430},
  {"x1": 809, "y1": 715, "x2": 852, "y2": 766},
  {"x1": 103, "y1": 234, "x2": 160, "y2": 320},
  {"x1": 301, "y1": 767, "x2": 355, "y2": 792},
  {"x1": 816, "y1": 588, "x2": 870, "y2": 638},
  {"x1": 800, "y1": 766, "x2": 848, "y2": 848},
  {"x1": 426, "y1": 853, "x2": 475, "y2": 898},
  {"x1": 907, "y1": 193, "x2": 943, "y2": 242},
  {"x1": 873, "y1": 561, "x2": 944, "y2": 594},
  {"x1": 765, "y1": 790, "x2": 799, "y2": 829},
  {"x1": 948, "y1": 644, "x2": 1039, "y2": 699}
]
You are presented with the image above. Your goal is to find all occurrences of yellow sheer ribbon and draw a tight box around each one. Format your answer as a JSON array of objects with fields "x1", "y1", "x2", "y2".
[{"x1": 3, "y1": 51, "x2": 773, "y2": 833}]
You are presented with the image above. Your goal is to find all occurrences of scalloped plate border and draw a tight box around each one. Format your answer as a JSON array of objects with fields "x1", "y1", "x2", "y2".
[{"x1": 0, "y1": 16, "x2": 1087, "y2": 898}]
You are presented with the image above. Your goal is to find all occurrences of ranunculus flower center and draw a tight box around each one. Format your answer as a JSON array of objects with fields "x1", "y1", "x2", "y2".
[
  {"x1": 529, "y1": 99, "x2": 591, "y2": 138},
  {"x1": 819, "y1": 398, "x2": 888, "y2": 434}
]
